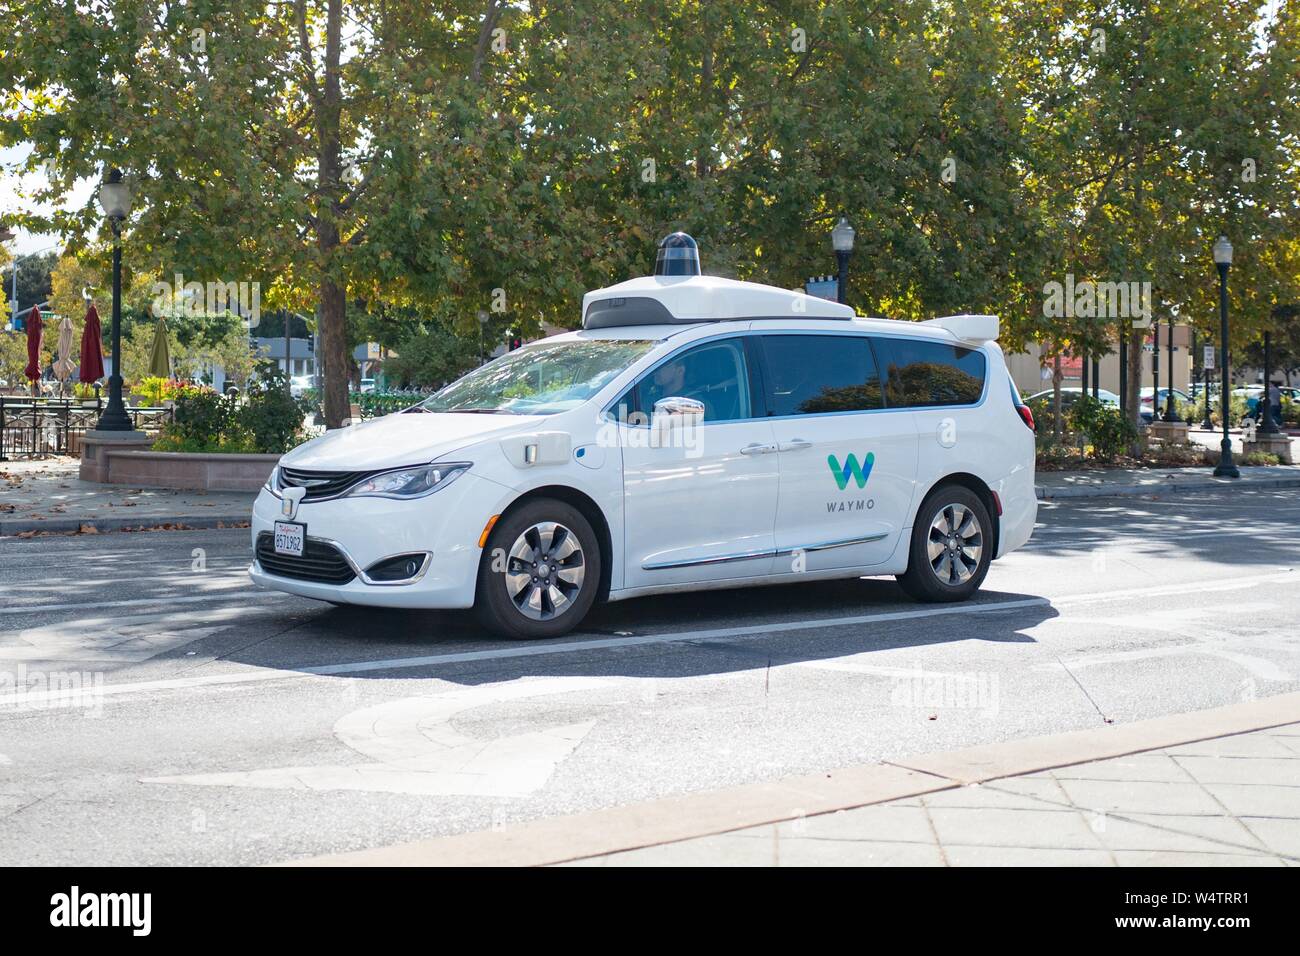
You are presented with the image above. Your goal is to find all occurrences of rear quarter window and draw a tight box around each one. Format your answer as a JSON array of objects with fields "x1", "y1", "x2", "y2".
[{"x1": 877, "y1": 337, "x2": 987, "y2": 408}]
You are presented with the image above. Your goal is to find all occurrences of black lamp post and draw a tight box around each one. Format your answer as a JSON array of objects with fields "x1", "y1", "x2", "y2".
[
  {"x1": 1165, "y1": 316, "x2": 1181, "y2": 422},
  {"x1": 1200, "y1": 332, "x2": 1213, "y2": 428},
  {"x1": 831, "y1": 215, "x2": 855, "y2": 307},
  {"x1": 1212, "y1": 235, "x2": 1240, "y2": 478},
  {"x1": 95, "y1": 169, "x2": 133, "y2": 432},
  {"x1": 1152, "y1": 318, "x2": 1161, "y2": 421},
  {"x1": 1258, "y1": 331, "x2": 1279, "y2": 435}
]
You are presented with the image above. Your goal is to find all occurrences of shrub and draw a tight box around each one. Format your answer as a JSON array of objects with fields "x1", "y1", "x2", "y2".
[
  {"x1": 169, "y1": 389, "x2": 239, "y2": 447},
  {"x1": 1069, "y1": 396, "x2": 1139, "y2": 459},
  {"x1": 1239, "y1": 451, "x2": 1282, "y2": 466},
  {"x1": 240, "y1": 364, "x2": 312, "y2": 453}
]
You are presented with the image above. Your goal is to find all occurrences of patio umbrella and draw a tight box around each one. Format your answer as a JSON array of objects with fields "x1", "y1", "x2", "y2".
[
  {"x1": 24, "y1": 304, "x2": 43, "y2": 392},
  {"x1": 79, "y1": 303, "x2": 105, "y2": 383},
  {"x1": 148, "y1": 316, "x2": 172, "y2": 378},
  {"x1": 53, "y1": 314, "x2": 76, "y2": 385}
]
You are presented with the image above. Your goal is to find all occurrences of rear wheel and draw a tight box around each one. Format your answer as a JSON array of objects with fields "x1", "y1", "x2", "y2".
[
  {"x1": 896, "y1": 486, "x2": 992, "y2": 602},
  {"x1": 474, "y1": 498, "x2": 601, "y2": 639}
]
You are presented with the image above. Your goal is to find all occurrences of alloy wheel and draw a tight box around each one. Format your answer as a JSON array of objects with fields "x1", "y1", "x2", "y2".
[
  {"x1": 927, "y1": 503, "x2": 983, "y2": 586},
  {"x1": 504, "y1": 521, "x2": 586, "y2": 620}
]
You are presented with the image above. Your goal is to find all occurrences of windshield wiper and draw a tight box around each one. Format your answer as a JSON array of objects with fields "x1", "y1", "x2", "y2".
[{"x1": 450, "y1": 407, "x2": 516, "y2": 414}]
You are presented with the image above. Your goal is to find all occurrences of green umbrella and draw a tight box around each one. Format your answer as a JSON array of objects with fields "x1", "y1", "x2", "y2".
[{"x1": 148, "y1": 316, "x2": 172, "y2": 378}]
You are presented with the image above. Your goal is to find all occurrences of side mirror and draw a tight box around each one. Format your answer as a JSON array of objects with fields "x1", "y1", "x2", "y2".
[{"x1": 652, "y1": 396, "x2": 704, "y2": 429}]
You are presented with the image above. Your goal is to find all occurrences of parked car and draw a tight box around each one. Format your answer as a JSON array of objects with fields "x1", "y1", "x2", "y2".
[
  {"x1": 1024, "y1": 387, "x2": 1121, "y2": 409},
  {"x1": 250, "y1": 238, "x2": 1037, "y2": 638},
  {"x1": 358, "y1": 378, "x2": 377, "y2": 394},
  {"x1": 1139, "y1": 387, "x2": 1191, "y2": 424}
]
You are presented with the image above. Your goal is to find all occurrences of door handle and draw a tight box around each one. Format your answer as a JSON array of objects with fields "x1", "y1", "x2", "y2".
[
  {"x1": 739, "y1": 442, "x2": 778, "y2": 455},
  {"x1": 779, "y1": 439, "x2": 813, "y2": 452}
]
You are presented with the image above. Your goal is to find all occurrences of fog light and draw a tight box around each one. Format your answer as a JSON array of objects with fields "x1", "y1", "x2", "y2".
[{"x1": 365, "y1": 553, "x2": 429, "y2": 582}]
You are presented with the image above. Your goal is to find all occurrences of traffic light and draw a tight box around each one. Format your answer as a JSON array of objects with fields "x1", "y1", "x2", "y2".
[{"x1": 508, "y1": 335, "x2": 522, "y2": 351}]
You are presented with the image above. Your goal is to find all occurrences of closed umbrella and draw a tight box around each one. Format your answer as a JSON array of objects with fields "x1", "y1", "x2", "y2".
[
  {"x1": 53, "y1": 315, "x2": 76, "y2": 387},
  {"x1": 79, "y1": 304, "x2": 106, "y2": 383},
  {"x1": 148, "y1": 316, "x2": 172, "y2": 378},
  {"x1": 24, "y1": 304, "x2": 43, "y2": 393}
]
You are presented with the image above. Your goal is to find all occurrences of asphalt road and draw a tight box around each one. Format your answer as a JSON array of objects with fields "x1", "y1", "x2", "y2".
[{"x1": 1, "y1": 490, "x2": 1298, "y2": 865}]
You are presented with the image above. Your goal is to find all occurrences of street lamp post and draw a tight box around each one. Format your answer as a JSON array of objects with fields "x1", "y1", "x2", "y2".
[
  {"x1": 1202, "y1": 342, "x2": 1213, "y2": 429},
  {"x1": 1258, "y1": 331, "x2": 1279, "y2": 435},
  {"x1": 831, "y1": 215, "x2": 855, "y2": 307},
  {"x1": 1152, "y1": 319, "x2": 1161, "y2": 421},
  {"x1": 1165, "y1": 315, "x2": 1180, "y2": 422},
  {"x1": 1212, "y1": 236, "x2": 1239, "y2": 478},
  {"x1": 94, "y1": 169, "x2": 133, "y2": 431}
]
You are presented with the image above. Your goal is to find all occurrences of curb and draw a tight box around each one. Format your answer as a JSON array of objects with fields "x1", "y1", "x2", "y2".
[
  {"x1": 0, "y1": 513, "x2": 251, "y2": 536},
  {"x1": 283, "y1": 692, "x2": 1300, "y2": 868},
  {"x1": 1036, "y1": 474, "x2": 1300, "y2": 500}
]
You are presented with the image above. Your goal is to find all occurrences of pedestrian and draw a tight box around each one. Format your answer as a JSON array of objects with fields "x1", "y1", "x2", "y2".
[{"x1": 1269, "y1": 380, "x2": 1283, "y2": 427}]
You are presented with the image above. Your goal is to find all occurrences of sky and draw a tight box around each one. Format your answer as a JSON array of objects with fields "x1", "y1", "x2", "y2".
[{"x1": 0, "y1": 142, "x2": 96, "y2": 259}]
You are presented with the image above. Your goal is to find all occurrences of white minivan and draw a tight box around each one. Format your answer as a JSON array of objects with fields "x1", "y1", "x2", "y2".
[{"x1": 249, "y1": 237, "x2": 1037, "y2": 639}]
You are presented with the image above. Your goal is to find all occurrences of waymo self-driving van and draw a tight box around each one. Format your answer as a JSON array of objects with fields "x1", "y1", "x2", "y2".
[{"x1": 250, "y1": 233, "x2": 1037, "y2": 638}]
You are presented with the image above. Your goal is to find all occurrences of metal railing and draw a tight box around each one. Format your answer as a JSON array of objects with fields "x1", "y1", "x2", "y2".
[{"x1": 0, "y1": 396, "x2": 174, "y2": 460}]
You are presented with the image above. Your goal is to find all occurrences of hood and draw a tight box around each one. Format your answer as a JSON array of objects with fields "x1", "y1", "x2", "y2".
[{"x1": 281, "y1": 412, "x2": 542, "y2": 471}]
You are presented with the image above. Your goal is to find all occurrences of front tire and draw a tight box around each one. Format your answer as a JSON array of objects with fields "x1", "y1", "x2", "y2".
[
  {"x1": 474, "y1": 498, "x2": 602, "y2": 639},
  {"x1": 896, "y1": 486, "x2": 992, "y2": 602}
]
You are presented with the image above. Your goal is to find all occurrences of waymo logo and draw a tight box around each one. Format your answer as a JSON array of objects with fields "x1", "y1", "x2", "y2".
[
  {"x1": 828, "y1": 452, "x2": 875, "y2": 490},
  {"x1": 50, "y1": 886, "x2": 151, "y2": 936}
]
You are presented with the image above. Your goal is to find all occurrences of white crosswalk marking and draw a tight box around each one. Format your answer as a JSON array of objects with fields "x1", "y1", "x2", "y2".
[{"x1": 144, "y1": 677, "x2": 611, "y2": 797}]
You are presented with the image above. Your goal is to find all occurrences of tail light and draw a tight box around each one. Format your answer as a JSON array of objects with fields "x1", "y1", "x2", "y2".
[{"x1": 1017, "y1": 404, "x2": 1035, "y2": 431}]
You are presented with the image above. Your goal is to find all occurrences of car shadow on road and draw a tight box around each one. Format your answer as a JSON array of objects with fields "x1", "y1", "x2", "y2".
[{"x1": 219, "y1": 576, "x2": 1058, "y2": 685}]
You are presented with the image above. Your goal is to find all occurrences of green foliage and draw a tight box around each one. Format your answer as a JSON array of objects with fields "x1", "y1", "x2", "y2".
[
  {"x1": 1069, "y1": 396, "x2": 1140, "y2": 459},
  {"x1": 1240, "y1": 451, "x2": 1283, "y2": 466},
  {"x1": 4, "y1": 0, "x2": 1299, "y2": 428},
  {"x1": 240, "y1": 364, "x2": 313, "y2": 453},
  {"x1": 354, "y1": 390, "x2": 430, "y2": 419},
  {"x1": 169, "y1": 389, "x2": 239, "y2": 447},
  {"x1": 160, "y1": 363, "x2": 308, "y2": 453}
]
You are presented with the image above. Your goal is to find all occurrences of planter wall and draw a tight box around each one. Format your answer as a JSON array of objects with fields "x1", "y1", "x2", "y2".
[{"x1": 98, "y1": 450, "x2": 279, "y2": 492}]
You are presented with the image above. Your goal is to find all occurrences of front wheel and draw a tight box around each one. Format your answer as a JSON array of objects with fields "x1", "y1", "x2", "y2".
[
  {"x1": 474, "y1": 498, "x2": 602, "y2": 639},
  {"x1": 896, "y1": 486, "x2": 992, "y2": 603}
]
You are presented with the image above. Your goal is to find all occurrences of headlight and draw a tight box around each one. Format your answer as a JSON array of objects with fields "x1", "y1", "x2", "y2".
[
  {"x1": 344, "y1": 462, "x2": 470, "y2": 500},
  {"x1": 264, "y1": 466, "x2": 280, "y2": 493}
]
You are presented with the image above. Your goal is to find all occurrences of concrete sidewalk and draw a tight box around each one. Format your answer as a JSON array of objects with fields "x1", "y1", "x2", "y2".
[
  {"x1": 1035, "y1": 463, "x2": 1300, "y2": 500},
  {"x1": 0, "y1": 457, "x2": 253, "y2": 535},
  {"x1": 292, "y1": 693, "x2": 1300, "y2": 867}
]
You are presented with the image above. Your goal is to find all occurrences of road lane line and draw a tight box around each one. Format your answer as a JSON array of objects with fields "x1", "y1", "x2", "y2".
[
  {"x1": 1, "y1": 597, "x2": 1051, "y2": 706},
  {"x1": 0, "y1": 588, "x2": 284, "y2": 615},
  {"x1": 5, "y1": 569, "x2": 1294, "y2": 708}
]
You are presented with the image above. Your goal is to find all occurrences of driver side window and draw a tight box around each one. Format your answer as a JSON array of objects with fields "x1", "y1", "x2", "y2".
[{"x1": 629, "y1": 339, "x2": 752, "y2": 423}]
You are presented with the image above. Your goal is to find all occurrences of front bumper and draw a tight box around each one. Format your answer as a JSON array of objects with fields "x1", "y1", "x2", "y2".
[{"x1": 248, "y1": 472, "x2": 509, "y2": 609}]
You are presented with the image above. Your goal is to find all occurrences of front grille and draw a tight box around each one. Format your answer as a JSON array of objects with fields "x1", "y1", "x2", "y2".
[
  {"x1": 255, "y1": 532, "x2": 356, "y2": 585},
  {"x1": 278, "y1": 466, "x2": 372, "y2": 500}
]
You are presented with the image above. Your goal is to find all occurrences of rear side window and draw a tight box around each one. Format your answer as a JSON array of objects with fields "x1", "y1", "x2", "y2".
[
  {"x1": 757, "y1": 334, "x2": 884, "y2": 416},
  {"x1": 877, "y1": 338, "x2": 986, "y2": 408}
]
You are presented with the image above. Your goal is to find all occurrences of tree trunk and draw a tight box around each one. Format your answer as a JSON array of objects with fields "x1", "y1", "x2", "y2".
[
  {"x1": 1126, "y1": 325, "x2": 1144, "y2": 452},
  {"x1": 318, "y1": 277, "x2": 348, "y2": 426}
]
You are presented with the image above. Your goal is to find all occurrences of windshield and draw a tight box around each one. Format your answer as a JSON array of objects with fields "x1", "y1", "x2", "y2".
[{"x1": 418, "y1": 338, "x2": 656, "y2": 415}]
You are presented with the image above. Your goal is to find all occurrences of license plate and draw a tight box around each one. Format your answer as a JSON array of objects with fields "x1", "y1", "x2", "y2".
[{"x1": 273, "y1": 521, "x2": 305, "y2": 557}]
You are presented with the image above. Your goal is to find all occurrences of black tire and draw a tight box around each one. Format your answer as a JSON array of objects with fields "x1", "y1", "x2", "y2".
[
  {"x1": 474, "y1": 498, "x2": 602, "y2": 639},
  {"x1": 896, "y1": 485, "x2": 992, "y2": 603}
]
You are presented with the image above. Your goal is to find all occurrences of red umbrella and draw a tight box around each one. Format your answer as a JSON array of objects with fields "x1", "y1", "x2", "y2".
[
  {"x1": 24, "y1": 304, "x2": 43, "y2": 389},
  {"x1": 79, "y1": 304, "x2": 106, "y2": 383}
]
